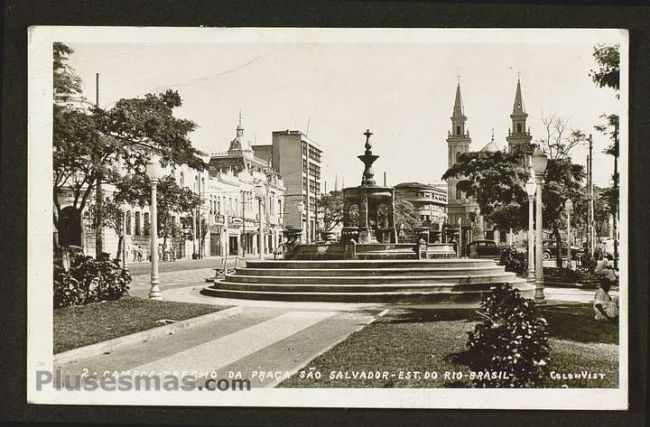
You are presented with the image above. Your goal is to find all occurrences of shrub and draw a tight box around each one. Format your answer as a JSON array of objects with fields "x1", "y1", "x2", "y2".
[
  {"x1": 466, "y1": 284, "x2": 550, "y2": 387},
  {"x1": 498, "y1": 247, "x2": 528, "y2": 276},
  {"x1": 54, "y1": 253, "x2": 131, "y2": 308}
]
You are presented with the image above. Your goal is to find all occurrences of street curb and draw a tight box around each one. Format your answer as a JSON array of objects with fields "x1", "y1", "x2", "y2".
[{"x1": 54, "y1": 306, "x2": 243, "y2": 366}]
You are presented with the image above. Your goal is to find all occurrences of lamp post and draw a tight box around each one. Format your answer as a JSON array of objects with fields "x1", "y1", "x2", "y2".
[
  {"x1": 525, "y1": 175, "x2": 537, "y2": 284},
  {"x1": 295, "y1": 201, "x2": 305, "y2": 243},
  {"x1": 254, "y1": 184, "x2": 266, "y2": 260},
  {"x1": 531, "y1": 147, "x2": 549, "y2": 303},
  {"x1": 457, "y1": 217, "x2": 463, "y2": 258},
  {"x1": 146, "y1": 156, "x2": 163, "y2": 300},
  {"x1": 565, "y1": 198, "x2": 573, "y2": 268}
]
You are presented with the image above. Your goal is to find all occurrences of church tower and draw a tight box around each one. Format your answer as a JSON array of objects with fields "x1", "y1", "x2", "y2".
[
  {"x1": 446, "y1": 81, "x2": 473, "y2": 227},
  {"x1": 506, "y1": 78, "x2": 533, "y2": 157}
]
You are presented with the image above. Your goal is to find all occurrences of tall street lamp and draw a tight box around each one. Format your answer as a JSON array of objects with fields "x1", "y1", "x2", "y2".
[
  {"x1": 565, "y1": 198, "x2": 573, "y2": 268},
  {"x1": 531, "y1": 147, "x2": 549, "y2": 303},
  {"x1": 254, "y1": 184, "x2": 266, "y2": 260},
  {"x1": 146, "y1": 156, "x2": 163, "y2": 300},
  {"x1": 457, "y1": 217, "x2": 463, "y2": 258},
  {"x1": 296, "y1": 201, "x2": 305, "y2": 243},
  {"x1": 525, "y1": 175, "x2": 537, "y2": 284}
]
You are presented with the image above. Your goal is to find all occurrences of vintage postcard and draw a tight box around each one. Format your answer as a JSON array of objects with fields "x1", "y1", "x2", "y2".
[{"x1": 27, "y1": 26, "x2": 628, "y2": 409}]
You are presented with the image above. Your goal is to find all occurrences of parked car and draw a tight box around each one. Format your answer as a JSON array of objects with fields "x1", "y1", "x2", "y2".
[
  {"x1": 467, "y1": 240, "x2": 500, "y2": 259},
  {"x1": 542, "y1": 240, "x2": 583, "y2": 261}
]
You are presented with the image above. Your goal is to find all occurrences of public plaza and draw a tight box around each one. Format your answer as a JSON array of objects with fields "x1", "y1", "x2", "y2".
[{"x1": 50, "y1": 34, "x2": 622, "y2": 392}]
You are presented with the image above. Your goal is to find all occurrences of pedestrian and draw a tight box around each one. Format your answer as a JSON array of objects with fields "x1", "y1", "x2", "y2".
[
  {"x1": 136, "y1": 246, "x2": 143, "y2": 262},
  {"x1": 593, "y1": 278, "x2": 618, "y2": 322}
]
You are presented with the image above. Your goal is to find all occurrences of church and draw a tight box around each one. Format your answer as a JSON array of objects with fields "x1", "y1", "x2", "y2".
[{"x1": 445, "y1": 78, "x2": 532, "y2": 247}]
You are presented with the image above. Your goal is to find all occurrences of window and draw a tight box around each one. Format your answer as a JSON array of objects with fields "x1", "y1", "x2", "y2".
[
  {"x1": 135, "y1": 212, "x2": 141, "y2": 236},
  {"x1": 456, "y1": 125, "x2": 461, "y2": 135},
  {"x1": 517, "y1": 123, "x2": 522, "y2": 133},
  {"x1": 143, "y1": 212, "x2": 150, "y2": 236},
  {"x1": 217, "y1": 197, "x2": 221, "y2": 214},
  {"x1": 126, "y1": 211, "x2": 132, "y2": 235}
]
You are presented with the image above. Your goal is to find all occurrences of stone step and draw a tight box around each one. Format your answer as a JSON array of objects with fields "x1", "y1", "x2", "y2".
[
  {"x1": 212, "y1": 281, "x2": 499, "y2": 293},
  {"x1": 200, "y1": 286, "x2": 489, "y2": 303},
  {"x1": 235, "y1": 266, "x2": 504, "y2": 277},
  {"x1": 223, "y1": 273, "x2": 519, "y2": 285},
  {"x1": 245, "y1": 259, "x2": 497, "y2": 270},
  {"x1": 201, "y1": 282, "x2": 535, "y2": 303}
]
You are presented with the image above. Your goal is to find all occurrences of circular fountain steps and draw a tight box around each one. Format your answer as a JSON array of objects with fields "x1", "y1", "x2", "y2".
[{"x1": 201, "y1": 259, "x2": 533, "y2": 303}]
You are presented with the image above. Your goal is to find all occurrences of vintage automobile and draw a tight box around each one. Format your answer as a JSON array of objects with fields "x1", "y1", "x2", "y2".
[
  {"x1": 542, "y1": 240, "x2": 584, "y2": 261},
  {"x1": 466, "y1": 240, "x2": 500, "y2": 259}
]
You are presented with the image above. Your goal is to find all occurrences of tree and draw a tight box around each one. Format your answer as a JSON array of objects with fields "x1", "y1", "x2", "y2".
[
  {"x1": 317, "y1": 190, "x2": 344, "y2": 232},
  {"x1": 539, "y1": 113, "x2": 587, "y2": 160},
  {"x1": 394, "y1": 198, "x2": 422, "y2": 242},
  {"x1": 591, "y1": 43, "x2": 620, "y2": 266},
  {"x1": 442, "y1": 150, "x2": 529, "y2": 233},
  {"x1": 442, "y1": 145, "x2": 586, "y2": 266},
  {"x1": 94, "y1": 90, "x2": 206, "y2": 173},
  {"x1": 52, "y1": 43, "x2": 207, "y2": 247},
  {"x1": 113, "y1": 175, "x2": 200, "y2": 250},
  {"x1": 541, "y1": 158, "x2": 587, "y2": 266},
  {"x1": 53, "y1": 42, "x2": 81, "y2": 106},
  {"x1": 590, "y1": 44, "x2": 620, "y2": 96},
  {"x1": 83, "y1": 198, "x2": 126, "y2": 259}
]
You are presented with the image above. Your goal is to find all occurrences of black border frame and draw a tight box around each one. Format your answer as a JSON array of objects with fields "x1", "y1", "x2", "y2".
[{"x1": 1, "y1": 1, "x2": 648, "y2": 425}]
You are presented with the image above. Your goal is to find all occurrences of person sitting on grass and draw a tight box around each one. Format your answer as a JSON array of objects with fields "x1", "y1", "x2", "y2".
[
  {"x1": 594, "y1": 253, "x2": 618, "y2": 288},
  {"x1": 593, "y1": 279, "x2": 618, "y2": 322}
]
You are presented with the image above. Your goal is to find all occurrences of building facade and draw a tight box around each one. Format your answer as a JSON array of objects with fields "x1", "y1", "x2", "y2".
[
  {"x1": 56, "y1": 115, "x2": 286, "y2": 263},
  {"x1": 254, "y1": 130, "x2": 323, "y2": 243},
  {"x1": 444, "y1": 79, "x2": 533, "y2": 246},
  {"x1": 394, "y1": 181, "x2": 448, "y2": 228}
]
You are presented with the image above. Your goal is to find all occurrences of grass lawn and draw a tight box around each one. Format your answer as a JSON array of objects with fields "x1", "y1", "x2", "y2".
[
  {"x1": 279, "y1": 304, "x2": 619, "y2": 388},
  {"x1": 54, "y1": 296, "x2": 228, "y2": 354}
]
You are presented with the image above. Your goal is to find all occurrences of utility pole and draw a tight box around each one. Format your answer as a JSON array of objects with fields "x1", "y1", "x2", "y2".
[
  {"x1": 94, "y1": 73, "x2": 103, "y2": 256},
  {"x1": 241, "y1": 190, "x2": 246, "y2": 255},
  {"x1": 198, "y1": 173, "x2": 202, "y2": 258},
  {"x1": 587, "y1": 134, "x2": 594, "y2": 258}
]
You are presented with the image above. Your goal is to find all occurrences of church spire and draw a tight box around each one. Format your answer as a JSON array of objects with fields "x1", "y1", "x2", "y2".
[
  {"x1": 506, "y1": 77, "x2": 532, "y2": 155},
  {"x1": 452, "y1": 80, "x2": 465, "y2": 118},
  {"x1": 512, "y1": 77, "x2": 525, "y2": 115},
  {"x1": 236, "y1": 109, "x2": 244, "y2": 137},
  {"x1": 449, "y1": 79, "x2": 468, "y2": 138}
]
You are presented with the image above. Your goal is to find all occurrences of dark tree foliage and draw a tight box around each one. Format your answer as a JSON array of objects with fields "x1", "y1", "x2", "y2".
[
  {"x1": 53, "y1": 42, "x2": 82, "y2": 106},
  {"x1": 442, "y1": 150, "x2": 530, "y2": 232},
  {"x1": 590, "y1": 44, "x2": 620, "y2": 95},
  {"x1": 318, "y1": 190, "x2": 344, "y2": 232},
  {"x1": 466, "y1": 284, "x2": 550, "y2": 387},
  {"x1": 53, "y1": 44, "x2": 207, "y2": 238},
  {"x1": 93, "y1": 90, "x2": 207, "y2": 173},
  {"x1": 113, "y1": 175, "x2": 200, "y2": 248}
]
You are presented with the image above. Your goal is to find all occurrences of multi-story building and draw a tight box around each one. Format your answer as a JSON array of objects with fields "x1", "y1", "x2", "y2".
[
  {"x1": 208, "y1": 116, "x2": 286, "y2": 257},
  {"x1": 394, "y1": 182, "x2": 448, "y2": 240},
  {"x1": 56, "y1": 115, "x2": 286, "y2": 263},
  {"x1": 253, "y1": 130, "x2": 323, "y2": 242}
]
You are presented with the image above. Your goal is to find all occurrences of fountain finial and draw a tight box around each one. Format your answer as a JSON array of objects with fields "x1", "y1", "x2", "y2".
[
  {"x1": 358, "y1": 129, "x2": 379, "y2": 186},
  {"x1": 364, "y1": 129, "x2": 373, "y2": 150}
]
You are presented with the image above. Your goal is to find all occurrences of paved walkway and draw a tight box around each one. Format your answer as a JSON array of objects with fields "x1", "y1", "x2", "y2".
[
  {"x1": 55, "y1": 303, "x2": 382, "y2": 389},
  {"x1": 63, "y1": 264, "x2": 614, "y2": 390}
]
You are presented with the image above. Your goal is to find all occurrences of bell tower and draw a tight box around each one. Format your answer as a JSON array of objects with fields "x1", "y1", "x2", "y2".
[
  {"x1": 446, "y1": 80, "x2": 472, "y2": 226},
  {"x1": 506, "y1": 77, "x2": 533, "y2": 157}
]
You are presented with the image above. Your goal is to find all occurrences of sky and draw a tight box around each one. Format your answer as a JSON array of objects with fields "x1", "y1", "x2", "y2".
[{"x1": 65, "y1": 31, "x2": 623, "y2": 190}]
